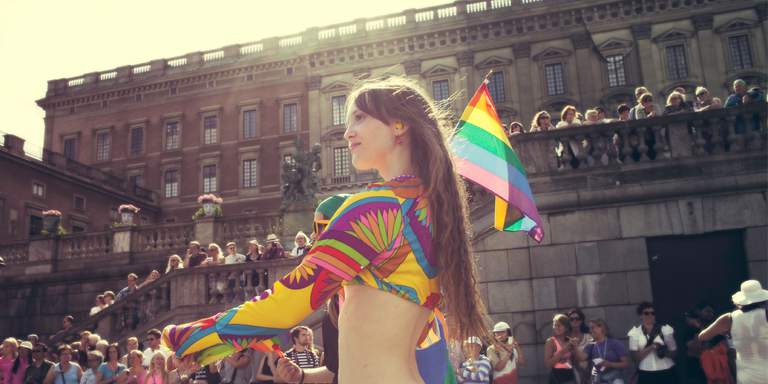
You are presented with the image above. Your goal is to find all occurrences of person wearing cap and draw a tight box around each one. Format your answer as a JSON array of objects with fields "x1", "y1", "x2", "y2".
[
  {"x1": 699, "y1": 279, "x2": 768, "y2": 384},
  {"x1": 456, "y1": 337, "x2": 491, "y2": 384},
  {"x1": 24, "y1": 343, "x2": 52, "y2": 384},
  {"x1": 486, "y1": 322, "x2": 523, "y2": 384},
  {"x1": 224, "y1": 242, "x2": 246, "y2": 265},
  {"x1": 263, "y1": 234, "x2": 286, "y2": 260}
]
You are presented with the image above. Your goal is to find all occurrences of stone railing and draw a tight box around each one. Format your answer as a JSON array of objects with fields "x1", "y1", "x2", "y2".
[
  {"x1": 512, "y1": 104, "x2": 767, "y2": 175},
  {"x1": 49, "y1": 258, "x2": 302, "y2": 345},
  {"x1": 45, "y1": 0, "x2": 728, "y2": 97},
  {"x1": 219, "y1": 214, "x2": 282, "y2": 245},
  {"x1": 59, "y1": 231, "x2": 113, "y2": 260},
  {"x1": 135, "y1": 223, "x2": 195, "y2": 253}
]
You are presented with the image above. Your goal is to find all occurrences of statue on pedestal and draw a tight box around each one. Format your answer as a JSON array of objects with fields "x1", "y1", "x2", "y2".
[{"x1": 281, "y1": 139, "x2": 322, "y2": 210}]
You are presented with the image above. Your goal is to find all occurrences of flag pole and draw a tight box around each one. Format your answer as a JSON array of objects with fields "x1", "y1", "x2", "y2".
[{"x1": 482, "y1": 69, "x2": 494, "y2": 84}]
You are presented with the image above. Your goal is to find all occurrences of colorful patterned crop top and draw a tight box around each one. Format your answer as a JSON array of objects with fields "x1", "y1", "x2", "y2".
[{"x1": 162, "y1": 177, "x2": 443, "y2": 366}]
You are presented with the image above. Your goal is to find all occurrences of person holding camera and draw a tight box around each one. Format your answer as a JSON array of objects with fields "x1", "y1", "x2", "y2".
[{"x1": 627, "y1": 302, "x2": 677, "y2": 384}]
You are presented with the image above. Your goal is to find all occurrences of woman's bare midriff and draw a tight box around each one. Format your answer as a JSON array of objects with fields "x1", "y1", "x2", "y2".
[{"x1": 338, "y1": 284, "x2": 431, "y2": 384}]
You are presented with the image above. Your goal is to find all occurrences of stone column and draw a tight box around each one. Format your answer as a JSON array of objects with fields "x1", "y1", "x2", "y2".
[
  {"x1": 571, "y1": 32, "x2": 598, "y2": 109},
  {"x1": 631, "y1": 24, "x2": 656, "y2": 89},
  {"x1": 27, "y1": 237, "x2": 57, "y2": 274},
  {"x1": 307, "y1": 76, "x2": 322, "y2": 149},
  {"x1": 456, "y1": 50, "x2": 475, "y2": 108},
  {"x1": 194, "y1": 217, "x2": 218, "y2": 246},
  {"x1": 691, "y1": 14, "x2": 718, "y2": 90},
  {"x1": 512, "y1": 43, "x2": 534, "y2": 121},
  {"x1": 282, "y1": 201, "x2": 314, "y2": 244},
  {"x1": 112, "y1": 226, "x2": 133, "y2": 254}
]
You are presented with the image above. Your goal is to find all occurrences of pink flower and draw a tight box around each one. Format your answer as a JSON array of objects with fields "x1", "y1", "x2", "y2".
[
  {"x1": 197, "y1": 194, "x2": 223, "y2": 204},
  {"x1": 118, "y1": 204, "x2": 140, "y2": 213},
  {"x1": 42, "y1": 209, "x2": 62, "y2": 217}
]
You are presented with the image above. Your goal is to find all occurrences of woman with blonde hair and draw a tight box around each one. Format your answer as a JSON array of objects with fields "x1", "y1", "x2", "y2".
[
  {"x1": 664, "y1": 92, "x2": 690, "y2": 115},
  {"x1": 556, "y1": 105, "x2": 581, "y2": 128},
  {"x1": 162, "y1": 76, "x2": 490, "y2": 383},
  {"x1": 529, "y1": 111, "x2": 555, "y2": 132},
  {"x1": 121, "y1": 351, "x2": 145, "y2": 384},
  {"x1": 146, "y1": 352, "x2": 168, "y2": 384},
  {"x1": 165, "y1": 255, "x2": 183, "y2": 274},
  {"x1": 204, "y1": 244, "x2": 223, "y2": 266},
  {"x1": 544, "y1": 314, "x2": 577, "y2": 384}
]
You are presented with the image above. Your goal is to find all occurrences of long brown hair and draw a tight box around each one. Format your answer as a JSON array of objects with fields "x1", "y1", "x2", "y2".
[{"x1": 346, "y1": 76, "x2": 488, "y2": 341}]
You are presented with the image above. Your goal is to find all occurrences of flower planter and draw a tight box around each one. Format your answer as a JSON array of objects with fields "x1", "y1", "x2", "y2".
[
  {"x1": 203, "y1": 202, "x2": 215, "y2": 217},
  {"x1": 43, "y1": 216, "x2": 60, "y2": 232},
  {"x1": 120, "y1": 211, "x2": 134, "y2": 225}
]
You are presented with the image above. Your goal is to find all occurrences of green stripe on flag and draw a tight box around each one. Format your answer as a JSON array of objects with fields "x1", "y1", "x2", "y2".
[{"x1": 455, "y1": 120, "x2": 526, "y2": 175}]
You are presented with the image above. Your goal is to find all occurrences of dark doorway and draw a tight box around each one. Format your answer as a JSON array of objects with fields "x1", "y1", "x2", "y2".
[
  {"x1": 646, "y1": 230, "x2": 748, "y2": 322},
  {"x1": 29, "y1": 215, "x2": 43, "y2": 236}
]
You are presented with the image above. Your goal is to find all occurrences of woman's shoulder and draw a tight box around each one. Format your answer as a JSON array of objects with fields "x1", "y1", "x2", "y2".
[{"x1": 627, "y1": 325, "x2": 642, "y2": 337}]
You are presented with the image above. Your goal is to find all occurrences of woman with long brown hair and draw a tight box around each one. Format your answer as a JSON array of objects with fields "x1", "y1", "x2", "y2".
[{"x1": 161, "y1": 76, "x2": 488, "y2": 383}]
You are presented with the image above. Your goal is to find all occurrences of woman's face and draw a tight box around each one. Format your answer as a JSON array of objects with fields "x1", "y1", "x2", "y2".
[
  {"x1": 671, "y1": 96, "x2": 681, "y2": 107},
  {"x1": 2, "y1": 342, "x2": 16, "y2": 356},
  {"x1": 131, "y1": 354, "x2": 142, "y2": 367},
  {"x1": 209, "y1": 247, "x2": 218, "y2": 255},
  {"x1": 170, "y1": 258, "x2": 179, "y2": 268},
  {"x1": 464, "y1": 343, "x2": 480, "y2": 357},
  {"x1": 152, "y1": 355, "x2": 165, "y2": 370},
  {"x1": 538, "y1": 115, "x2": 550, "y2": 127},
  {"x1": 108, "y1": 347, "x2": 119, "y2": 361},
  {"x1": 565, "y1": 110, "x2": 575, "y2": 122},
  {"x1": 568, "y1": 313, "x2": 583, "y2": 331},
  {"x1": 344, "y1": 104, "x2": 398, "y2": 172},
  {"x1": 552, "y1": 320, "x2": 566, "y2": 336},
  {"x1": 88, "y1": 355, "x2": 100, "y2": 369}
]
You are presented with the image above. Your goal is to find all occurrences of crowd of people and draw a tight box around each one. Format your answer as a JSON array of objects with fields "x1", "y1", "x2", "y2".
[
  {"x1": 0, "y1": 325, "x2": 326, "y2": 384},
  {"x1": 504, "y1": 79, "x2": 764, "y2": 137}
]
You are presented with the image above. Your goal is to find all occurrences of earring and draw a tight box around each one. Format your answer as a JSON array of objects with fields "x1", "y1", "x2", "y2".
[{"x1": 394, "y1": 121, "x2": 403, "y2": 130}]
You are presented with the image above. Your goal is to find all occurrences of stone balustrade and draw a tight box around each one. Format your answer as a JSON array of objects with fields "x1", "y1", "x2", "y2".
[
  {"x1": 512, "y1": 104, "x2": 767, "y2": 175},
  {"x1": 135, "y1": 223, "x2": 195, "y2": 252},
  {"x1": 48, "y1": 258, "x2": 301, "y2": 345},
  {"x1": 45, "y1": 0, "x2": 723, "y2": 97},
  {"x1": 59, "y1": 231, "x2": 113, "y2": 260}
]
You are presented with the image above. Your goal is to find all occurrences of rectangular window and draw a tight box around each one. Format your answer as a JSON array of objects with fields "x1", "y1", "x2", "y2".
[
  {"x1": 432, "y1": 80, "x2": 450, "y2": 101},
  {"x1": 728, "y1": 35, "x2": 753, "y2": 70},
  {"x1": 203, "y1": 115, "x2": 218, "y2": 145},
  {"x1": 129, "y1": 127, "x2": 144, "y2": 156},
  {"x1": 73, "y1": 195, "x2": 86, "y2": 211},
  {"x1": 29, "y1": 215, "x2": 43, "y2": 236},
  {"x1": 243, "y1": 110, "x2": 258, "y2": 139},
  {"x1": 32, "y1": 182, "x2": 45, "y2": 197},
  {"x1": 487, "y1": 72, "x2": 506, "y2": 102},
  {"x1": 71, "y1": 222, "x2": 86, "y2": 233},
  {"x1": 544, "y1": 63, "x2": 566, "y2": 96},
  {"x1": 243, "y1": 159, "x2": 258, "y2": 188},
  {"x1": 202, "y1": 164, "x2": 217, "y2": 193},
  {"x1": 283, "y1": 103, "x2": 298, "y2": 133},
  {"x1": 165, "y1": 121, "x2": 180, "y2": 150},
  {"x1": 164, "y1": 170, "x2": 179, "y2": 198},
  {"x1": 96, "y1": 131, "x2": 111, "y2": 161},
  {"x1": 333, "y1": 147, "x2": 350, "y2": 177},
  {"x1": 665, "y1": 44, "x2": 688, "y2": 81},
  {"x1": 331, "y1": 95, "x2": 347, "y2": 126},
  {"x1": 63, "y1": 138, "x2": 77, "y2": 160},
  {"x1": 606, "y1": 55, "x2": 627, "y2": 87}
]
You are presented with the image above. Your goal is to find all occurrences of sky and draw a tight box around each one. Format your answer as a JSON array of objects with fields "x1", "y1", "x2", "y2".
[{"x1": 0, "y1": 0, "x2": 448, "y2": 152}]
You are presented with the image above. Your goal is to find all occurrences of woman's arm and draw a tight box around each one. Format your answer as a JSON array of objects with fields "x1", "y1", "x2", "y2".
[
  {"x1": 699, "y1": 313, "x2": 732, "y2": 342},
  {"x1": 43, "y1": 366, "x2": 56, "y2": 384},
  {"x1": 162, "y1": 193, "x2": 401, "y2": 365},
  {"x1": 543, "y1": 338, "x2": 563, "y2": 368},
  {"x1": 253, "y1": 356, "x2": 273, "y2": 381},
  {"x1": 604, "y1": 356, "x2": 629, "y2": 370}
]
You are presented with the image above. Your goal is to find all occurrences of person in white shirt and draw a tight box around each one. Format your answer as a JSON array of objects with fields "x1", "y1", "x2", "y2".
[
  {"x1": 486, "y1": 322, "x2": 523, "y2": 384},
  {"x1": 627, "y1": 302, "x2": 677, "y2": 384},
  {"x1": 80, "y1": 351, "x2": 102, "y2": 384},
  {"x1": 699, "y1": 279, "x2": 768, "y2": 384},
  {"x1": 141, "y1": 330, "x2": 170, "y2": 368},
  {"x1": 223, "y1": 243, "x2": 246, "y2": 265},
  {"x1": 89, "y1": 295, "x2": 106, "y2": 316},
  {"x1": 290, "y1": 232, "x2": 311, "y2": 258}
]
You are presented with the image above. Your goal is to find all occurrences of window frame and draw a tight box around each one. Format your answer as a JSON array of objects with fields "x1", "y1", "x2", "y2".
[
  {"x1": 163, "y1": 169, "x2": 180, "y2": 198},
  {"x1": 128, "y1": 125, "x2": 145, "y2": 157},
  {"x1": 726, "y1": 33, "x2": 754, "y2": 71},
  {"x1": 62, "y1": 135, "x2": 78, "y2": 161},
  {"x1": 94, "y1": 129, "x2": 112, "y2": 162},
  {"x1": 32, "y1": 181, "x2": 46, "y2": 199},
  {"x1": 431, "y1": 79, "x2": 451, "y2": 102},
  {"x1": 544, "y1": 62, "x2": 567, "y2": 96},
  {"x1": 73, "y1": 194, "x2": 86, "y2": 212},
  {"x1": 201, "y1": 113, "x2": 219, "y2": 145},
  {"x1": 202, "y1": 164, "x2": 218, "y2": 193},
  {"x1": 487, "y1": 71, "x2": 507, "y2": 103},
  {"x1": 163, "y1": 119, "x2": 182, "y2": 151},
  {"x1": 331, "y1": 95, "x2": 347, "y2": 127},
  {"x1": 242, "y1": 158, "x2": 259, "y2": 189},
  {"x1": 605, "y1": 54, "x2": 627, "y2": 87},
  {"x1": 332, "y1": 146, "x2": 351, "y2": 179},
  {"x1": 281, "y1": 102, "x2": 300, "y2": 133},
  {"x1": 663, "y1": 43, "x2": 689, "y2": 81}
]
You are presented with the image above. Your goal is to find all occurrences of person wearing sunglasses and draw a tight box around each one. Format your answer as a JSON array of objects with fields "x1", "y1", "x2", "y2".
[
  {"x1": 24, "y1": 344, "x2": 52, "y2": 384},
  {"x1": 627, "y1": 302, "x2": 677, "y2": 384},
  {"x1": 566, "y1": 309, "x2": 592, "y2": 383}
]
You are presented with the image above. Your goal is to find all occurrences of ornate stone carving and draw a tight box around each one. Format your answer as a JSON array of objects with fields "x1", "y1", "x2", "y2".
[
  {"x1": 692, "y1": 14, "x2": 714, "y2": 31},
  {"x1": 402, "y1": 59, "x2": 422, "y2": 75},
  {"x1": 307, "y1": 76, "x2": 322, "y2": 91},
  {"x1": 456, "y1": 50, "x2": 475, "y2": 67},
  {"x1": 512, "y1": 43, "x2": 531, "y2": 59},
  {"x1": 631, "y1": 23, "x2": 652, "y2": 40},
  {"x1": 281, "y1": 139, "x2": 322, "y2": 209},
  {"x1": 571, "y1": 32, "x2": 593, "y2": 49}
]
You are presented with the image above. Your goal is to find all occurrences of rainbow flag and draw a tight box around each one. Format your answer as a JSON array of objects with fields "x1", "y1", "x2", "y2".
[{"x1": 451, "y1": 80, "x2": 544, "y2": 242}]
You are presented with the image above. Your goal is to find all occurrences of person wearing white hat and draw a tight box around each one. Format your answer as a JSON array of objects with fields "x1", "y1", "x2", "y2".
[
  {"x1": 457, "y1": 337, "x2": 491, "y2": 384},
  {"x1": 699, "y1": 279, "x2": 768, "y2": 384},
  {"x1": 486, "y1": 322, "x2": 523, "y2": 384}
]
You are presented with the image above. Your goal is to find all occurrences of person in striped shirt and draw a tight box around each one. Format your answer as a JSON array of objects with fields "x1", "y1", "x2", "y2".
[
  {"x1": 284, "y1": 327, "x2": 319, "y2": 369},
  {"x1": 457, "y1": 337, "x2": 491, "y2": 384}
]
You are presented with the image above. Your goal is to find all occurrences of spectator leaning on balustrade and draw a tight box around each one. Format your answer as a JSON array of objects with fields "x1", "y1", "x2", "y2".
[
  {"x1": 165, "y1": 255, "x2": 183, "y2": 274},
  {"x1": 184, "y1": 241, "x2": 208, "y2": 268},
  {"x1": 529, "y1": 111, "x2": 555, "y2": 132},
  {"x1": 223, "y1": 242, "x2": 246, "y2": 265}
]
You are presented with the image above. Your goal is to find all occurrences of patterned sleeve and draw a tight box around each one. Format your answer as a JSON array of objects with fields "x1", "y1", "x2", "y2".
[{"x1": 161, "y1": 191, "x2": 403, "y2": 365}]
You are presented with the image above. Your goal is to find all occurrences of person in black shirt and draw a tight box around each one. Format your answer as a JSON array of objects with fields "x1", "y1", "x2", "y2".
[{"x1": 25, "y1": 343, "x2": 53, "y2": 384}]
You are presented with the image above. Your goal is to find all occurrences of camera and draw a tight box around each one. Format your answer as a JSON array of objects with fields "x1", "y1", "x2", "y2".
[{"x1": 655, "y1": 343, "x2": 668, "y2": 358}]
